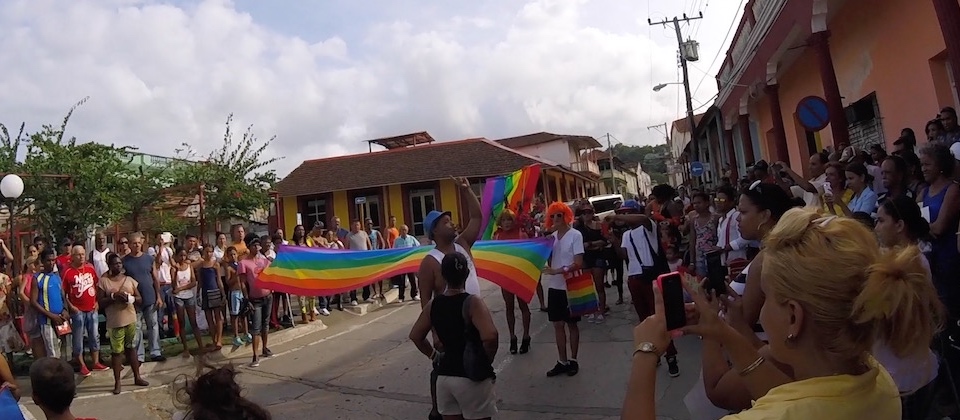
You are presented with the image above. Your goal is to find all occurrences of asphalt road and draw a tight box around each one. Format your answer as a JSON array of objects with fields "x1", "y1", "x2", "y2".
[{"x1": 20, "y1": 281, "x2": 705, "y2": 420}]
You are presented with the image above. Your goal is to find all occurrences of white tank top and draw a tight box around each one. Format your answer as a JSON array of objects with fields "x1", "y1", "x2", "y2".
[
  {"x1": 174, "y1": 267, "x2": 195, "y2": 299},
  {"x1": 91, "y1": 248, "x2": 110, "y2": 278},
  {"x1": 428, "y1": 242, "x2": 480, "y2": 295}
]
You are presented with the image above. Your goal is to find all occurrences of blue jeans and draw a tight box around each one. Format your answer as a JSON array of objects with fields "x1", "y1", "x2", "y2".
[
  {"x1": 160, "y1": 285, "x2": 175, "y2": 334},
  {"x1": 317, "y1": 296, "x2": 330, "y2": 311},
  {"x1": 136, "y1": 304, "x2": 162, "y2": 361},
  {"x1": 70, "y1": 310, "x2": 99, "y2": 358}
]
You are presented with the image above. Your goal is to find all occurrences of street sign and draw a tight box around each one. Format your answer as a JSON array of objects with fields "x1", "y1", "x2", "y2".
[
  {"x1": 796, "y1": 96, "x2": 830, "y2": 132},
  {"x1": 354, "y1": 196, "x2": 366, "y2": 205},
  {"x1": 690, "y1": 161, "x2": 705, "y2": 177}
]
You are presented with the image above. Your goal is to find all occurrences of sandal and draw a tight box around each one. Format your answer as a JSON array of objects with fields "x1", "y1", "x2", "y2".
[
  {"x1": 509, "y1": 337, "x2": 518, "y2": 354},
  {"x1": 519, "y1": 337, "x2": 531, "y2": 354}
]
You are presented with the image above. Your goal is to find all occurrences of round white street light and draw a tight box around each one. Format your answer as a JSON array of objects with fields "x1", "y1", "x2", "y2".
[{"x1": 0, "y1": 174, "x2": 23, "y2": 199}]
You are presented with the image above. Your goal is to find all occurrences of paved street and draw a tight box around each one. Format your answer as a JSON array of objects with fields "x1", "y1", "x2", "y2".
[{"x1": 20, "y1": 281, "x2": 703, "y2": 420}]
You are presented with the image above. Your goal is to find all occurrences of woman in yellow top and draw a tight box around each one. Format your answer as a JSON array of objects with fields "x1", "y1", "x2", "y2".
[
  {"x1": 622, "y1": 208, "x2": 942, "y2": 420},
  {"x1": 821, "y1": 161, "x2": 854, "y2": 215}
]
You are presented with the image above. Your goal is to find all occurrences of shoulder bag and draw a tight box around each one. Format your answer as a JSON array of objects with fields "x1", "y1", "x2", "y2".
[
  {"x1": 628, "y1": 228, "x2": 669, "y2": 278},
  {"x1": 460, "y1": 295, "x2": 493, "y2": 382}
]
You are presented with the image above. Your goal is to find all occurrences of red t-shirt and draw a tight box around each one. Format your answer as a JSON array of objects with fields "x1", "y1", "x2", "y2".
[
  {"x1": 61, "y1": 263, "x2": 99, "y2": 312},
  {"x1": 55, "y1": 254, "x2": 71, "y2": 273}
]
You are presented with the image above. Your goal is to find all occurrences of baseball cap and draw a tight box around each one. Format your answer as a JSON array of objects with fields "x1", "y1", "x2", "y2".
[
  {"x1": 616, "y1": 199, "x2": 644, "y2": 213},
  {"x1": 424, "y1": 210, "x2": 452, "y2": 240}
]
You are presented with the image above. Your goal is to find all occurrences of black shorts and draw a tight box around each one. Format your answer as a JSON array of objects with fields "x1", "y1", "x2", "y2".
[
  {"x1": 582, "y1": 256, "x2": 607, "y2": 270},
  {"x1": 547, "y1": 288, "x2": 581, "y2": 324}
]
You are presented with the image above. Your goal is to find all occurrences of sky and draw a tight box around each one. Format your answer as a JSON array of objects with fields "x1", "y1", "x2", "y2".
[{"x1": 0, "y1": 0, "x2": 744, "y2": 177}]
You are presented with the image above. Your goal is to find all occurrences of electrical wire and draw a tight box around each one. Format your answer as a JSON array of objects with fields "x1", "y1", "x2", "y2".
[{"x1": 692, "y1": 0, "x2": 747, "y2": 98}]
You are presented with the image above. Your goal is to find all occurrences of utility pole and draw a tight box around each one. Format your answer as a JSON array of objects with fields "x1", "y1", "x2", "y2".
[
  {"x1": 650, "y1": 13, "x2": 703, "y2": 186},
  {"x1": 606, "y1": 133, "x2": 617, "y2": 194}
]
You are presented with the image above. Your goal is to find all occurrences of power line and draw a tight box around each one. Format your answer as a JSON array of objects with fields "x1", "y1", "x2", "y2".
[{"x1": 692, "y1": 0, "x2": 746, "y2": 98}]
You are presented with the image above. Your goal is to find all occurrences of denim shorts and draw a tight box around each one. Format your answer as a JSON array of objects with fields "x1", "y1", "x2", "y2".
[
  {"x1": 174, "y1": 295, "x2": 197, "y2": 308},
  {"x1": 248, "y1": 294, "x2": 273, "y2": 335},
  {"x1": 229, "y1": 290, "x2": 244, "y2": 316}
]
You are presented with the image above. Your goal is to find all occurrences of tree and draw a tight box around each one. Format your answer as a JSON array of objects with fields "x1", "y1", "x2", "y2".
[
  {"x1": 174, "y1": 114, "x2": 280, "y2": 229},
  {"x1": 21, "y1": 99, "x2": 136, "y2": 241},
  {"x1": 609, "y1": 142, "x2": 670, "y2": 185}
]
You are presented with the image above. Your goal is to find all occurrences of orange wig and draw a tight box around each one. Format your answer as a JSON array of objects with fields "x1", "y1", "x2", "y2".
[{"x1": 545, "y1": 201, "x2": 574, "y2": 230}]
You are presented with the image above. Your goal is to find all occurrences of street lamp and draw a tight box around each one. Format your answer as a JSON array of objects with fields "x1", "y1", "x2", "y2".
[
  {"x1": 1, "y1": 174, "x2": 24, "y2": 275},
  {"x1": 653, "y1": 82, "x2": 683, "y2": 92}
]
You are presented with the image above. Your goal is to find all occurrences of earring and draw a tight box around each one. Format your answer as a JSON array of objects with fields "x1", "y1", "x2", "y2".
[{"x1": 785, "y1": 333, "x2": 797, "y2": 347}]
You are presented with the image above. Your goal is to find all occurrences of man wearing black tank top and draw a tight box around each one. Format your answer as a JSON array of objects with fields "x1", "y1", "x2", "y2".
[{"x1": 416, "y1": 176, "x2": 483, "y2": 420}]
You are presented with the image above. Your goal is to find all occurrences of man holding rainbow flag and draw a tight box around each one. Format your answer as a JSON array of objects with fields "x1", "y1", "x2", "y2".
[{"x1": 416, "y1": 176, "x2": 484, "y2": 420}]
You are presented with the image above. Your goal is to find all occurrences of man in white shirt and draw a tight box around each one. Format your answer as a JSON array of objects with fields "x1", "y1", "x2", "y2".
[
  {"x1": 712, "y1": 186, "x2": 759, "y2": 266},
  {"x1": 777, "y1": 151, "x2": 828, "y2": 208},
  {"x1": 607, "y1": 202, "x2": 680, "y2": 377},
  {"x1": 541, "y1": 202, "x2": 584, "y2": 378}
]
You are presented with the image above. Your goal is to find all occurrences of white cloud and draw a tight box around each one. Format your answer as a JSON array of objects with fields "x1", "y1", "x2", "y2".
[{"x1": 0, "y1": 0, "x2": 739, "y2": 177}]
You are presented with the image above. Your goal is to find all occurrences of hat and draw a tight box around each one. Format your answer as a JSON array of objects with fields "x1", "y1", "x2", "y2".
[
  {"x1": 243, "y1": 232, "x2": 261, "y2": 248},
  {"x1": 616, "y1": 199, "x2": 643, "y2": 213},
  {"x1": 424, "y1": 210, "x2": 452, "y2": 240},
  {"x1": 313, "y1": 220, "x2": 324, "y2": 229},
  {"x1": 752, "y1": 160, "x2": 769, "y2": 172}
]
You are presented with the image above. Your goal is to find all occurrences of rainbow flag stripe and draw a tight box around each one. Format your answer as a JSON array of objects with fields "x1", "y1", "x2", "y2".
[
  {"x1": 565, "y1": 271, "x2": 599, "y2": 317},
  {"x1": 478, "y1": 164, "x2": 541, "y2": 240},
  {"x1": 257, "y1": 237, "x2": 555, "y2": 303}
]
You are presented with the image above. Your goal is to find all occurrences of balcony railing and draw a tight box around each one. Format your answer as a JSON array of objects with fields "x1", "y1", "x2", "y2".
[{"x1": 570, "y1": 160, "x2": 600, "y2": 175}]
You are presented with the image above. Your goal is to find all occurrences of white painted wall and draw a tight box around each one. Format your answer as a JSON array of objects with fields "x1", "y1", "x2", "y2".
[{"x1": 510, "y1": 141, "x2": 579, "y2": 167}]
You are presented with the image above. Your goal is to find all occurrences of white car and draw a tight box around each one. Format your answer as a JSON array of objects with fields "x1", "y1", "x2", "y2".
[{"x1": 568, "y1": 194, "x2": 624, "y2": 220}]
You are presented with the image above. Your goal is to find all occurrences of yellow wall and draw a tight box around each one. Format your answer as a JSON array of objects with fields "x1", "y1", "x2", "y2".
[
  {"x1": 333, "y1": 190, "x2": 349, "y2": 223},
  {"x1": 282, "y1": 196, "x2": 298, "y2": 234},
  {"x1": 439, "y1": 179, "x2": 460, "y2": 225},
  {"x1": 388, "y1": 184, "x2": 404, "y2": 227}
]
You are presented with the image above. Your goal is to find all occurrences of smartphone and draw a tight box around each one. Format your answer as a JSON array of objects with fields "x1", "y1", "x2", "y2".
[
  {"x1": 705, "y1": 250, "x2": 727, "y2": 296},
  {"x1": 656, "y1": 272, "x2": 687, "y2": 332}
]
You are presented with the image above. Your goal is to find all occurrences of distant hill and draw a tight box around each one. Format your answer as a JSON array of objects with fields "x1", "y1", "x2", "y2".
[{"x1": 607, "y1": 143, "x2": 670, "y2": 185}]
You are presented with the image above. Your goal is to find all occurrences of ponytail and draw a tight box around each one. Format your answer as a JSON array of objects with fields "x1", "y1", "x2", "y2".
[{"x1": 853, "y1": 246, "x2": 944, "y2": 358}]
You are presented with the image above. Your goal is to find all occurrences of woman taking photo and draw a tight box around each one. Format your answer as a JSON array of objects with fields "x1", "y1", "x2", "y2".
[
  {"x1": 623, "y1": 209, "x2": 942, "y2": 419},
  {"x1": 821, "y1": 162, "x2": 853, "y2": 215},
  {"x1": 409, "y1": 252, "x2": 499, "y2": 420},
  {"x1": 493, "y1": 210, "x2": 531, "y2": 355},
  {"x1": 827, "y1": 162, "x2": 878, "y2": 216}
]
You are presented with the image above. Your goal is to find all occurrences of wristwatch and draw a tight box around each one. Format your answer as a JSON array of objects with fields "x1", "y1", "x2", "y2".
[{"x1": 632, "y1": 342, "x2": 659, "y2": 358}]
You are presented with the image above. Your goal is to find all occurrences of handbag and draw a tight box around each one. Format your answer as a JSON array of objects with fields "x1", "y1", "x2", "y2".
[
  {"x1": 55, "y1": 320, "x2": 71, "y2": 337},
  {"x1": 564, "y1": 270, "x2": 599, "y2": 317},
  {"x1": 459, "y1": 295, "x2": 492, "y2": 382},
  {"x1": 204, "y1": 288, "x2": 224, "y2": 308},
  {"x1": 628, "y1": 228, "x2": 669, "y2": 278}
]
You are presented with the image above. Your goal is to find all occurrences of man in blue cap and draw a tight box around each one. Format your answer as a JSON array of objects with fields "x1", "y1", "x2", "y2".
[{"x1": 416, "y1": 176, "x2": 484, "y2": 420}]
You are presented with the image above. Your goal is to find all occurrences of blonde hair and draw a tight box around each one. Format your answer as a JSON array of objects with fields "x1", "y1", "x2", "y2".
[{"x1": 763, "y1": 209, "x2": 943, "y2": 360}]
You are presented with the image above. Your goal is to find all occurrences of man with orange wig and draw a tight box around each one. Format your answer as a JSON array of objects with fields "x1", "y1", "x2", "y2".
[{"x1": 541, "y1": 201, "x2": 585, "y2": 377}]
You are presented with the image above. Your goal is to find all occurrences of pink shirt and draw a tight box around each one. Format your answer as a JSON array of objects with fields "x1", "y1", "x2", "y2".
[{"x1": 238, "y1": 256, "x2": 270, "y2": 299}]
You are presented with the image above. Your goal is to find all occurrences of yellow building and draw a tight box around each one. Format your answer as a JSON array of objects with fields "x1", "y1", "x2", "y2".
[{"x1": 272, "y1": 132, "x2": 598, "y2": 239}]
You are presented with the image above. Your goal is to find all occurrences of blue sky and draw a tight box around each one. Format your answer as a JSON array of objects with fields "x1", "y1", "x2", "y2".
[{"x1": 0, "y1": 0, "x2": 743, "y2": 176}]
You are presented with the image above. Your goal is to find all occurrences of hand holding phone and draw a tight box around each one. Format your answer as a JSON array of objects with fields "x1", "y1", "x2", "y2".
[{"x1": 656, "y1": 272, "x2": 687, "y2": 335}]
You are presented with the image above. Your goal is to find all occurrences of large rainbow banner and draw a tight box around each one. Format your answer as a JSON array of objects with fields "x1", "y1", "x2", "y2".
[
  {"x1": 258, "y1": 237, "x2": 555, "y2": 303},
  {"x1": 478, "y1": 164, "x2": 541, "y2": 240}
]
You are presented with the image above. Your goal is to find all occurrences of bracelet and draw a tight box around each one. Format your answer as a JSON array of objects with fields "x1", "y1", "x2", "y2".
[{"x1": 739, "y1": 356, "x2": 765, "y2": 377}]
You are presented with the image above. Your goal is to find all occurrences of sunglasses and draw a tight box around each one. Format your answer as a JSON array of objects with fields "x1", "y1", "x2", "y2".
[
  {"x1": 714, "y1": 198, "x2": 727, "y2": 202},
  {"x1": 550, "y1": 213, "x2": 564, "y2": 219},
  {"x1": 119, "y1": 240, "x2": 129, "y2": 245}
]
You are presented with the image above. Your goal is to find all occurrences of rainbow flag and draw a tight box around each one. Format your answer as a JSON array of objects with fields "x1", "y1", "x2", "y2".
[
  {"x1": 565, "y1": 271, "x2": 600, "y2": 317},
  {"x1": 258, "y1": 237, "x2": 555, "y2": 303},
  {"x1": 478, "y1": 164, "x2": 541, "y2": 240}
]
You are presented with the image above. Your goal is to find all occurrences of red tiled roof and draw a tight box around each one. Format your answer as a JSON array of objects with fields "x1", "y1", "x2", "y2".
[
  {"x1": 670, "y1": 114, "x2": 705, "y2": 134},
  {"x1": 495, "y1": 132, "x2": 602, "y2": 150},
  {"x1": 276, "y1": 138, "x2": 550, "y2": 197}
]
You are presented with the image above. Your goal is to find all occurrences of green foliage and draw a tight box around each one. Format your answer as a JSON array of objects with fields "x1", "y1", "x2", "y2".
[
  {"x1": 173, "y1": 114, "x2": 281, "y2": 223},
  {"x1": 21, "y1": 98, "x2": 135, "y2": 241},
  {"x1": 609, "y1": 143, "x2": 670, "y2": 184}
]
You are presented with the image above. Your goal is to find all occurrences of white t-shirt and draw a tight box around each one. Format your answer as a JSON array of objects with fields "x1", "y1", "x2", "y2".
[
  {"x1": 623, "y1": 225, "x2": 659, "y2": 277},
  {"x1": 428, "y1": 242, "x2": 480, "y2": 295},
  {"x1": 90, "y1": 247, "x2": 110, "y2": 278},
  {"x1": 542, "y1": 228, "x2": 584, "y2": 291}
]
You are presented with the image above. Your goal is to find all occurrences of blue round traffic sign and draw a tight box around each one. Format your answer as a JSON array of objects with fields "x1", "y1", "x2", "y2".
[
  {"x1": 690, "y1": 161, "x2": 705, "y2": 177},
  {"x1": 796, "y1": 96, "x2": 830, "y2": 132}
]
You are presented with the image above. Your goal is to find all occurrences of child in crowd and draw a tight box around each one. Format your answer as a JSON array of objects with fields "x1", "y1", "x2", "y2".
[
  {"x1": 665, "y1": 245, "x2": 684, "y2": 273},
  {"x1": 222, "y1": 247, "x2": 251, "y2": 347},
  {"x1": 31, "y1": 357, "x2": 96, "y2": 420}
]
